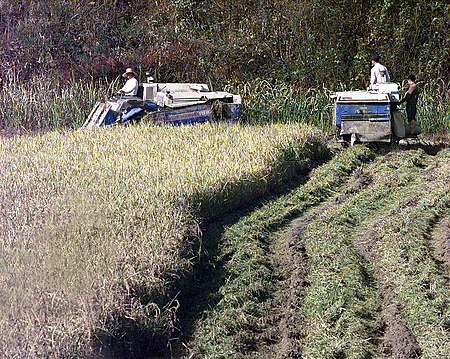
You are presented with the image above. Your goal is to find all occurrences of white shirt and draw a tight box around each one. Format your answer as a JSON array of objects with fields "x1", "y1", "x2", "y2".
[
  {"x1": 120, "y1": 77, "x2": 139, "y2": 96},
  {"x1": 371, "y1": 63, "x2": 390, "y2": 84}
]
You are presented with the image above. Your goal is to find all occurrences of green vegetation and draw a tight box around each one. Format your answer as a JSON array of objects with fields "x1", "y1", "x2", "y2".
[
  {"x1": 0, "y1": 1, "x2": 448, "y2": 134},
  {"x1": 235, "y1": 80, "x2": 333, "y2": 129},
  {"x1": 1, "y1": 1, "x2": 448, "y2": 86},
  {"x1": 187, "y1": 147, "x2": 450, "y2": 358},
  {"x1": 188, "y1": 146, "x2": 375, "y2": 357},
  {"x1": 0, "y1": 1, "x2": 449, "y2": 358},
  {"x1": 0, "y1": 77, "x2": 105, "y2": 132},
  {"x1": 417, "y1": 80, "x2": 450, "y2": 134}
]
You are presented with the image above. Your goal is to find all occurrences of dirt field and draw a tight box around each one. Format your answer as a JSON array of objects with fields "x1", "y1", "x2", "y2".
[{"x1": 177, "y1": 142, "x2": 449, "y2": 359}]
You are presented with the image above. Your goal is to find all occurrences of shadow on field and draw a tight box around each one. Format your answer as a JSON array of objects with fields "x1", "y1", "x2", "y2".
[
  {"x1": 92, "y1": 159, "x2": 326, "y2": 359},
  {"x1": 368, "y1": 139, "x2": 448, "y2": 156},
  {"x1": 169, "y1": 171, "x2": 318, "y2": 358}
]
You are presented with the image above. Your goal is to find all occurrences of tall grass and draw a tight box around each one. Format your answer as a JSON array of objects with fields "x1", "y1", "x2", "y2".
[
  {"x1": 0, "y1": 76, "x2": 112, "y2": 133},
  {"x1": 0, "y1": 122, "x2": 327, "y2": 357},
  {"x1": 231, "y1": 79, "x2": 334, "y2": 130},
  {"x1": 416, "y1": 79, "x2": 450, "y2": 134},
  {"x1": 1, "y1": 76, "x2": 448, "y2": 136}
]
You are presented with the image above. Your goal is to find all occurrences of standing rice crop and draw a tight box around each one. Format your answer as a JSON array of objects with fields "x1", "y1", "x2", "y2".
[
  {"x1": 0, "y1": 122, "x2": 326, "y2": 357},
  {"x1": 229, "y1": 79, "x2": 333, "y2": 130},
  {"x1": 417, "y1": 80, "x2": 450, "y2": 134},
  {"x1": 0, "y1": 76, "x2": 110, "y2": 133}
]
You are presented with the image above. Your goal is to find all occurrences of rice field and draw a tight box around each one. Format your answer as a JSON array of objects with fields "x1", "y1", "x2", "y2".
[
  {"x1": 0, "y1": 122, "x2": 328, "y2": 357},
  {"x1": 0, "y1": 77, "x2": 110, "y2": 133},
  {"x1": 232, "y1": 80, "x2": 333, "y2": 130},
  {"x1": 0, "y1": 76, "x2": 449, "y2": 358},
  {"x1": 1, "y1": 77, "x2": 448, "y2": 136},
  {"x1": 233, "y1": 79, "x2": 450, "y2": 135}
]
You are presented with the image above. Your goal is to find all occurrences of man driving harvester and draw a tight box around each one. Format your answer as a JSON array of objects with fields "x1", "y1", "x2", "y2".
[{"x1": 118, "y1": 67, "x2": 139, "y2": 97}]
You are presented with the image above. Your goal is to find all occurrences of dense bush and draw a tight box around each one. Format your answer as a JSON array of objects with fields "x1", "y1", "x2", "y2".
[
  {"x1": 0, "y1": 0, "x2": 448, "y2": 88},
  {"x1": 0, "y1": 1, "x2": 448, "y2": 134}
]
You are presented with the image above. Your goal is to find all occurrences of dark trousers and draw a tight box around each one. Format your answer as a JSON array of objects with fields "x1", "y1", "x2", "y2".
[{"x1": 406, "y1": 106, "x2": 417, "y2": 123}]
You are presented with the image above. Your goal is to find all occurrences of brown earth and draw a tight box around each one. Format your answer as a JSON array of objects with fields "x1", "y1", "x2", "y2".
[
  {"x1": 176, "y1": 144, "x2": 449, "y2": 359},
  {"x1": 353, "y1": 228, "x2": 422, "y2": 359},
  {"x1": 252, "y1": 163, "x2": 424, "y2": 359},
  {"x1": 432, "y1": 216, "x2": 450, "y2": 282},
  {"x1": 259, "y1": 212, "x2": 317, "y2": 358}
]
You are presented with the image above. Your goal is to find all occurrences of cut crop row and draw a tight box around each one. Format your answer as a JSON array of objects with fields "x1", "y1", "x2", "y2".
[
  {"x1": 188, "y1": 147, "x2": 450, "y2": 359},
  {"x1": 349, "y1": 149, "x2": 450, "y2": 359},
  {"x1": 186, "y1": 145, "x2": 375, "y2": 358},
  {"x1": 300, "y1": 148, "x2": 450, "y2": 358}
]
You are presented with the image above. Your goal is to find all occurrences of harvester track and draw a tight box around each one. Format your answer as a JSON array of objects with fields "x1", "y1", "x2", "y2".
[{"x1": 179, "y1": 145, "x2": 450, "y2": 359}]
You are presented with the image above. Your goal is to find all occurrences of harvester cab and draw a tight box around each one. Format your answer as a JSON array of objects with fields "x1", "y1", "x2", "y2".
[
  {"x1": 82, "y1": 75, "x2": 242, "y2": 128},
  {"x1": 332, "y1": 82, "x2": 409, "y2": 145}
]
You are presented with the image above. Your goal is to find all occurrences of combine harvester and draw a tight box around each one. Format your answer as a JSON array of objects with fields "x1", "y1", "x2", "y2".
[
  {"x1": 83, "y1": 75, "x2": 241, "y2": 128},
  {"x1": 332, "y1": 83, "x2": 413, "y2": 145}
]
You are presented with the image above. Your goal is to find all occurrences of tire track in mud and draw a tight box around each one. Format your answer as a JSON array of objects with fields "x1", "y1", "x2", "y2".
[
  {"x1": 424, "y1": 148, "x2": 450, "y2": 286},
  {"x1": 431, "y1": 216, "x2": 450, "y2": 281},
  {"x1": 180, "y1": 146, "x2": 375, "y2": 358},
  {"x1": 257, "y1": 147, "x2": 450, "y2": 358},
  {"x1": 261, "y1": 183, "x2": 360, "y2": 357},
  {"x1": 349, "y1": 149, "x2": 450, "y2": 358},
  {"x1": 261, "y1": 212, "x2": 317, "y2": 358},
  {"x1": 180, "y1": 146, "x2": 450, "y2": 358},
  {"x1": 351, "y1": 227, "x2": 422, "y2": 359}
]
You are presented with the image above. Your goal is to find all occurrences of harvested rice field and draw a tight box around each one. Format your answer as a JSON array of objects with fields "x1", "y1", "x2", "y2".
[{"x1": 183, "y1": 143, "x2": 450, "y2": 359}]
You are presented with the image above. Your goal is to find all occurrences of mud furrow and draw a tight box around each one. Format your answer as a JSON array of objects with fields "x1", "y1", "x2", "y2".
[
  {"x1": 261, "y1": 212, "x2": 318, "y2": 358},
  {"x1": 183, "y1": 146, "x2": 375, "y2": 358},
  {"x1": 260, "y1": 185, "x2": 360, "y2": 358},
  {"x1": 351, "y1": 227, "x2": 421, "y2": 358},
  {"x1": 431, "y1": 215, "x2": 450, "y2": 282},
  {"x1": 182, "y1": 147, "x2": 450, "y2": 359},
  {"x1": 350, "y1": 149, "x2": 450, "y2": 358}
]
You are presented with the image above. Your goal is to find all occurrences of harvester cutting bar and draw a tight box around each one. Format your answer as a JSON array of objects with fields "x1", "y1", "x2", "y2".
[{"x1": 82, "y1": 102, "x2": 114, "y2": 128}]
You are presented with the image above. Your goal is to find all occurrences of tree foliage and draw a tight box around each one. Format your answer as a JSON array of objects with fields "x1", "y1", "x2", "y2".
[{"x1": 0, "y1": 0, "x2": 448, "y2": 88}]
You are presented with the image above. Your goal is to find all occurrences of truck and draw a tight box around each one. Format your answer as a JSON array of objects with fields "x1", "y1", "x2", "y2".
[
  {"x1": 332, "y1": 83, "x2": 410, "y2": 145},
  {"x1": 82, "y1": 76, "x2": 241, "y2": 128}
]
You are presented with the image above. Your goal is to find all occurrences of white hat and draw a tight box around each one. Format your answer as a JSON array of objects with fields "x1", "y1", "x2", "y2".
[{"x1": 122, "y1": 68, "x2": 136, "y2": 77}]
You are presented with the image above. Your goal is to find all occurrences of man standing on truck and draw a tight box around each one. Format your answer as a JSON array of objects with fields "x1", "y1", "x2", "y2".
[
  {"x1": 399, "y1": 74, "x2": 420, "y2": 136},
  {"x1": 118, "y1": 68, "x2": 139, "y2": 97},
  {"x1": 370, "y1": 55, "x2": 390, "y2": 85}
]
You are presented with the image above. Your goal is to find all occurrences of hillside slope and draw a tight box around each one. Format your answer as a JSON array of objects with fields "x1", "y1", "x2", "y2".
[{"x1": 0, "y1": 1, "x2": 448, "y2": 86}]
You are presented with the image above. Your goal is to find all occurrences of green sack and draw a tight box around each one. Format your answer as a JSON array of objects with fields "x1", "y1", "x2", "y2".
[{"x1": 392, "y1": 111, "x2": 405, "y2": 138}]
